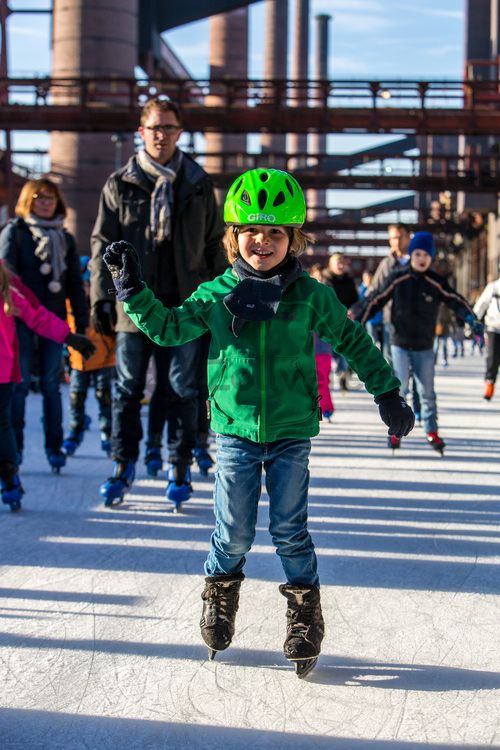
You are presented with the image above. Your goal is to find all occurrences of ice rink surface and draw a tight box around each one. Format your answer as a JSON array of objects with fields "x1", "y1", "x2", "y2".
[{"x1": 1, "y1": 354, "x2": 499, "y2": 749}]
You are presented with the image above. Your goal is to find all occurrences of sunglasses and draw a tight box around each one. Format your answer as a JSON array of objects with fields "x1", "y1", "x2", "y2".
[{"x1": 33, "y1": 193, "x2": 57, "y2": 202}]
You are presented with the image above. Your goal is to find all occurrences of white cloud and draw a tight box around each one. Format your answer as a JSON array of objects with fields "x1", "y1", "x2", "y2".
[
  {"x1": 330, "y1": 13, "x2": 393, "y2": 34},
  {"x1": 315, "y1": 1, "x2": 385, "y2": 10},
  {"x1": 330, "y1": 56, "x2": 367, "y2": 74},
  {"x1": 8, "y1": 23, "x2": 47, "y2": 39},
  {"x1": 393, "y1": 5, "x2": 464, "y2": 20},
  {"x1": 427, "y1": 44, "x2": 462, "y2": 58}
]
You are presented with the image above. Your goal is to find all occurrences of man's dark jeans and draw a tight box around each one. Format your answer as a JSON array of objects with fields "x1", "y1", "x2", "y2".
[{"x1": 112, "y1": 331, "x2": 199, "y2": 465}]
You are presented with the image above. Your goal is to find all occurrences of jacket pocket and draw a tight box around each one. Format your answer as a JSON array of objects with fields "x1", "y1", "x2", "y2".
[{"x1": 267, "y1": 358, "x2": 319, "y2": 426}]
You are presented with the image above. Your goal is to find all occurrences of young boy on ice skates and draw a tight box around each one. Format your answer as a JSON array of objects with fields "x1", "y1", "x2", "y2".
[
  {"x1": 102, "y1": 168, "x2": 414, "y2": 677},
  {"x1": 355, "y1": 231, "x2": 483, "y2": 455}
]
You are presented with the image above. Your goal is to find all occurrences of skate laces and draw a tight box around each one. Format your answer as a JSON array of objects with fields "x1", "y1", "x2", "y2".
[
  {"x1": 287, "y1": 601, "x2": 318, "y2": 640},
  {"x1": 202, "y1": 582, "x2": 239, "y2": 625}
]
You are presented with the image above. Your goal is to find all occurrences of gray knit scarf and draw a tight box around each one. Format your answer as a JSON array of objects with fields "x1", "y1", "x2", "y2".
[
  {"x1": 25, "y1": 213, "x2": 67, "y2": 294},
  {"x1": 137, "y1": 148, "x2": 183, "y2": 249}
]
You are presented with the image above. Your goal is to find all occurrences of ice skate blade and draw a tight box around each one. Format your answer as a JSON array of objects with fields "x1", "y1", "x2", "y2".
[
  {"x1": 292, "y1": 657, "x2": 318, "y2": 679},
  {"x1": 104, "y1": 495, "x2": 124, "y2": 508}
]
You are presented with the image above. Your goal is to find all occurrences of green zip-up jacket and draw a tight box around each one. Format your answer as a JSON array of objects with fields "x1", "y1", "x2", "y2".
[{"x1": 124, "y1": 268, "x2": 400, "y2": 443}]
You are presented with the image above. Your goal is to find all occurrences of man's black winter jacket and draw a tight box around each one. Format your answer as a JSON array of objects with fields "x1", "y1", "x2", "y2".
[{"x1": 355, "y1": 266, "x2": 473, "y2": 351}]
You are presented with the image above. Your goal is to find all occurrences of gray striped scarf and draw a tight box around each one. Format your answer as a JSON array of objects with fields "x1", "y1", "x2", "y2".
[
  {"x1": 137, "y1": 148, "x2": 183, "y2": 249},
  {"x1": 25, "y1": 213, "x2": 67, "y2": 294}
]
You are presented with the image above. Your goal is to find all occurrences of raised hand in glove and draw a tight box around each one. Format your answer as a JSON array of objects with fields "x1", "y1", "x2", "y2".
[
  {"x1": 103, "y1": 241, "x2": 144, "y2": 302},
  {"x1": 91, "y1": 300, "x2": 117, "y2": 336},
  {"x1": 465, "y1": 313, "x2": 484, "y2": 337},
  {"x1": 375, "y1": 388, "x2": 415, "y2": 439},
  {"x1": 65, "y1": 332, "x2": 96, "y2": 360}
]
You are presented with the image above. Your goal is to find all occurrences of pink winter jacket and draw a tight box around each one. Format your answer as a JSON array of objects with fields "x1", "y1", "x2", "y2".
[{"x1": 0, "y1": 269, "x2": 70, "y2": 384}]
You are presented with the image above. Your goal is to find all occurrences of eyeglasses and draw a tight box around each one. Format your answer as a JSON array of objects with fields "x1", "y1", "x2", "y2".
[
  {"x1": 33, "y1": 193, "x2": 57, "y2": 203},
  {"x1": 144, "y1": 124, "x2": 181, "y2": 135}
]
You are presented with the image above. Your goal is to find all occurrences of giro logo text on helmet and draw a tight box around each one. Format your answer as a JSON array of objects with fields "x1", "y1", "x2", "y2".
[{"x1": 247, "y1": 213, "x2": 276, "y2": 223}]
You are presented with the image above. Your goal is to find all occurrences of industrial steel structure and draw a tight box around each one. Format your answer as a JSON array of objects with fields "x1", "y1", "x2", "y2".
[{"x1": 0, "y1": 0, "x2": 498, "y2": 288}]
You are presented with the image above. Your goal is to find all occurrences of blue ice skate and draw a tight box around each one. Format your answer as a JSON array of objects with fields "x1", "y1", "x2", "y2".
[
  {"x1": 63, "y1": 430, "x2": 84, "y2": 456},
  {"x1": 166, "y1": 464, "x2": 192, "y2": 512},
  {"x1": 194, "y1": 447, "x2": 214, "y2": 476},
  {"x1": 0, "y1": 470, "x2": 24, "y2": 512},
  {"x1": 100, "y1": 461, "x2": 135, "y2": 507},
  {"x1": 144, "y1": 447, "x2": 163, "y2": 477},
  {"x1": 100, "y1": 432, "x2": 112, "y2": 457},
  {"x1": 47, "y1": 450, "x2": 67, "y2": 474}
]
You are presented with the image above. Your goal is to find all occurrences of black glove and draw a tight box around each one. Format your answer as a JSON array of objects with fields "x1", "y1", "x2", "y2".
[
  {"x1": 65, "y1": 332, "x2": 96, "y2": 360},
  {"x1": 465, "y1": 313, "x2": 484, "y2": 337},
  {"x1": 91, "y1": 300, "x2": 117, "y2": 336},
  {"x1": 375, "y1": 388, "x2": 415, "y2": 439},
  {"x1": 103, "y1": 241, "x2": 144, "y2": 302}
]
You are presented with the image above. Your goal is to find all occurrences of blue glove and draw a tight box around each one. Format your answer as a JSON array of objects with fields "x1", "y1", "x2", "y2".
[
  {"x1": 375, "y1": 388, "x2": 415, "y2": 438},
  {"x1": 103, "y1": 241, "x2": 144, "y2": 302},
  {"x1": 465, "y1": 314, "x2": 484, "y2": 337}
]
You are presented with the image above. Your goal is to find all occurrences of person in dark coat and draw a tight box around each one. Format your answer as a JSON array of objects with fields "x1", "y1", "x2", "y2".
[
  {"x1": 0, "y1": 177, "x2": 89, "y2": 471},
  {"x1": 90, "y1": 97, "x2": 225, "y2": 505},
  {"x1": 323, "y1": 253, "x2": 359, "y2": 391},
  {"x1": 354, "y1": 231, "x2": 482, "y2": 453}
]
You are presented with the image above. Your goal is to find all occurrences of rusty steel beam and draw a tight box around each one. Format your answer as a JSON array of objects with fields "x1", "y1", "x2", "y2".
[
  {"x1": 1, "y1": 76, "x2": 500, "y2": 135},
  {"x1": 2, "y1": 102, "x2": 500, "y2": 136},
  {"x1": 208, "y1": 171, "x2": 499, "y2": 192}
]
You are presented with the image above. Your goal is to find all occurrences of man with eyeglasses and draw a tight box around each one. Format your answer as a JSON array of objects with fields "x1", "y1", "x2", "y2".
[{"x1": 90, "y1": 97, "x2": 225, "y2": 506}]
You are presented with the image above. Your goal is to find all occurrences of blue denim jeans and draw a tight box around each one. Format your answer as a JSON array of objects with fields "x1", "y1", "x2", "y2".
[
  {"x1": 205, "y1": 435, "x2": 319, "y2": 586},
  {"x1": 113, "y1": 331, "x2": 199, "y2": 464},
  {"x1": 69, "y1": 367, "x2": 113, "y2": 434},
  {"x1": 391, "y1": 345, "x2": 437, "y2": 433},
  {"x1": 11, "y1": 321, "x2": 64, "y2": 453},
  {"x1": 0, "y1": 383, "x2": 17, "y2": 466}
]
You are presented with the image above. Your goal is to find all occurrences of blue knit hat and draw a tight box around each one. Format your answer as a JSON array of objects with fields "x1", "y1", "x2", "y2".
[{"x1": 408, "y1": 231, "x2": 436, "y2": 259}]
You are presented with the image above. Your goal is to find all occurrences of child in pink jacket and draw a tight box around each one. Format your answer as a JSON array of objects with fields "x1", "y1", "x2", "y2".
[{"x1": 0, "y1": 260, "x2": 94, "y2": 510}]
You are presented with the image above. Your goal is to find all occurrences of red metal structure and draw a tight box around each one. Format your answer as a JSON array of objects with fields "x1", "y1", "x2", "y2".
[{"x1": 1, "y1": 76, "x2": 499, "y2": 136}]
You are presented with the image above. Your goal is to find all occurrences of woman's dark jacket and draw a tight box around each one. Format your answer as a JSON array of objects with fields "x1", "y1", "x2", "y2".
[{"x1": 0, "y1": 218, "x2": 88, "y2": 332}]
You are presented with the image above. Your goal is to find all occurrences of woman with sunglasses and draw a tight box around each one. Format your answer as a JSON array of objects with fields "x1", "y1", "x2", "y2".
[{"x1": 0, "y1": 177, "x2": 89, "y2": 472}]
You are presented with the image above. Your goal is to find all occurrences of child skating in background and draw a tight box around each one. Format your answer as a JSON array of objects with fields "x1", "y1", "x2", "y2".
[
  {"x1": 63, "y1": 255, "x2": 116, "y2": 457},
  {"x1": 0, "y1": 260, "x2": 94, "y2": 510},
  {"x1": 102, "y1": 168, "x2": 414, "y2": 677},
  {"x1": 473, "y1": 265, "x2": 500, "y2": 401},
  {"x1": 355, "y1": 231, "x2": 483, "y2": 455}
]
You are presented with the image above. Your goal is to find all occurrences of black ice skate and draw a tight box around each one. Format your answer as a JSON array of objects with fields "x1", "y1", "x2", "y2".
[
  {"x1": 200, "y1": 573, "x2": 244, "y2": 660},
  {"x1": 427, "y1": 431, "x2": 445, "y2": 455},
  {"x1": 279, "y1": 583, "x2": 325, "y2": 678}
]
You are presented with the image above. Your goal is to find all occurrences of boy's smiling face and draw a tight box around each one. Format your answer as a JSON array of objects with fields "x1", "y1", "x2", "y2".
[
  {"x1": 237, "y1": 225, "x2": 290, "y2": 271},
  {"x1": 410, "y1": 249, "x2": 432, "y2": 273}
]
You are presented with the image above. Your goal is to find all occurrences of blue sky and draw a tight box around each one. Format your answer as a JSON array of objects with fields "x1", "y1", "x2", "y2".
[
  {"x1": 3, "y1": 0, "x2": 465, "y2": 211},
  {"x1": 165, "y1": 0, "x2": 464, "y2": 80}
]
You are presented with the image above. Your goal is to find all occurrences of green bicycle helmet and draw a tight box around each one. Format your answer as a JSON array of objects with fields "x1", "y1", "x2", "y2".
[{"x1": 224, "y1": 168, "x2": 306, "y2": 227}]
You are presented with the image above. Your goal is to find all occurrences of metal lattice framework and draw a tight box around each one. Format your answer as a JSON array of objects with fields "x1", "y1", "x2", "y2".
[{"x1": 0, "y1": 76, "x2": 499, "y2": 135}]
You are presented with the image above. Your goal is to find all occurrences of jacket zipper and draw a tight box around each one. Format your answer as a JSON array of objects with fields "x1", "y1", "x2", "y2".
[{"x1": 259, "y1": 321, "x2": 266, "y2": 441}]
